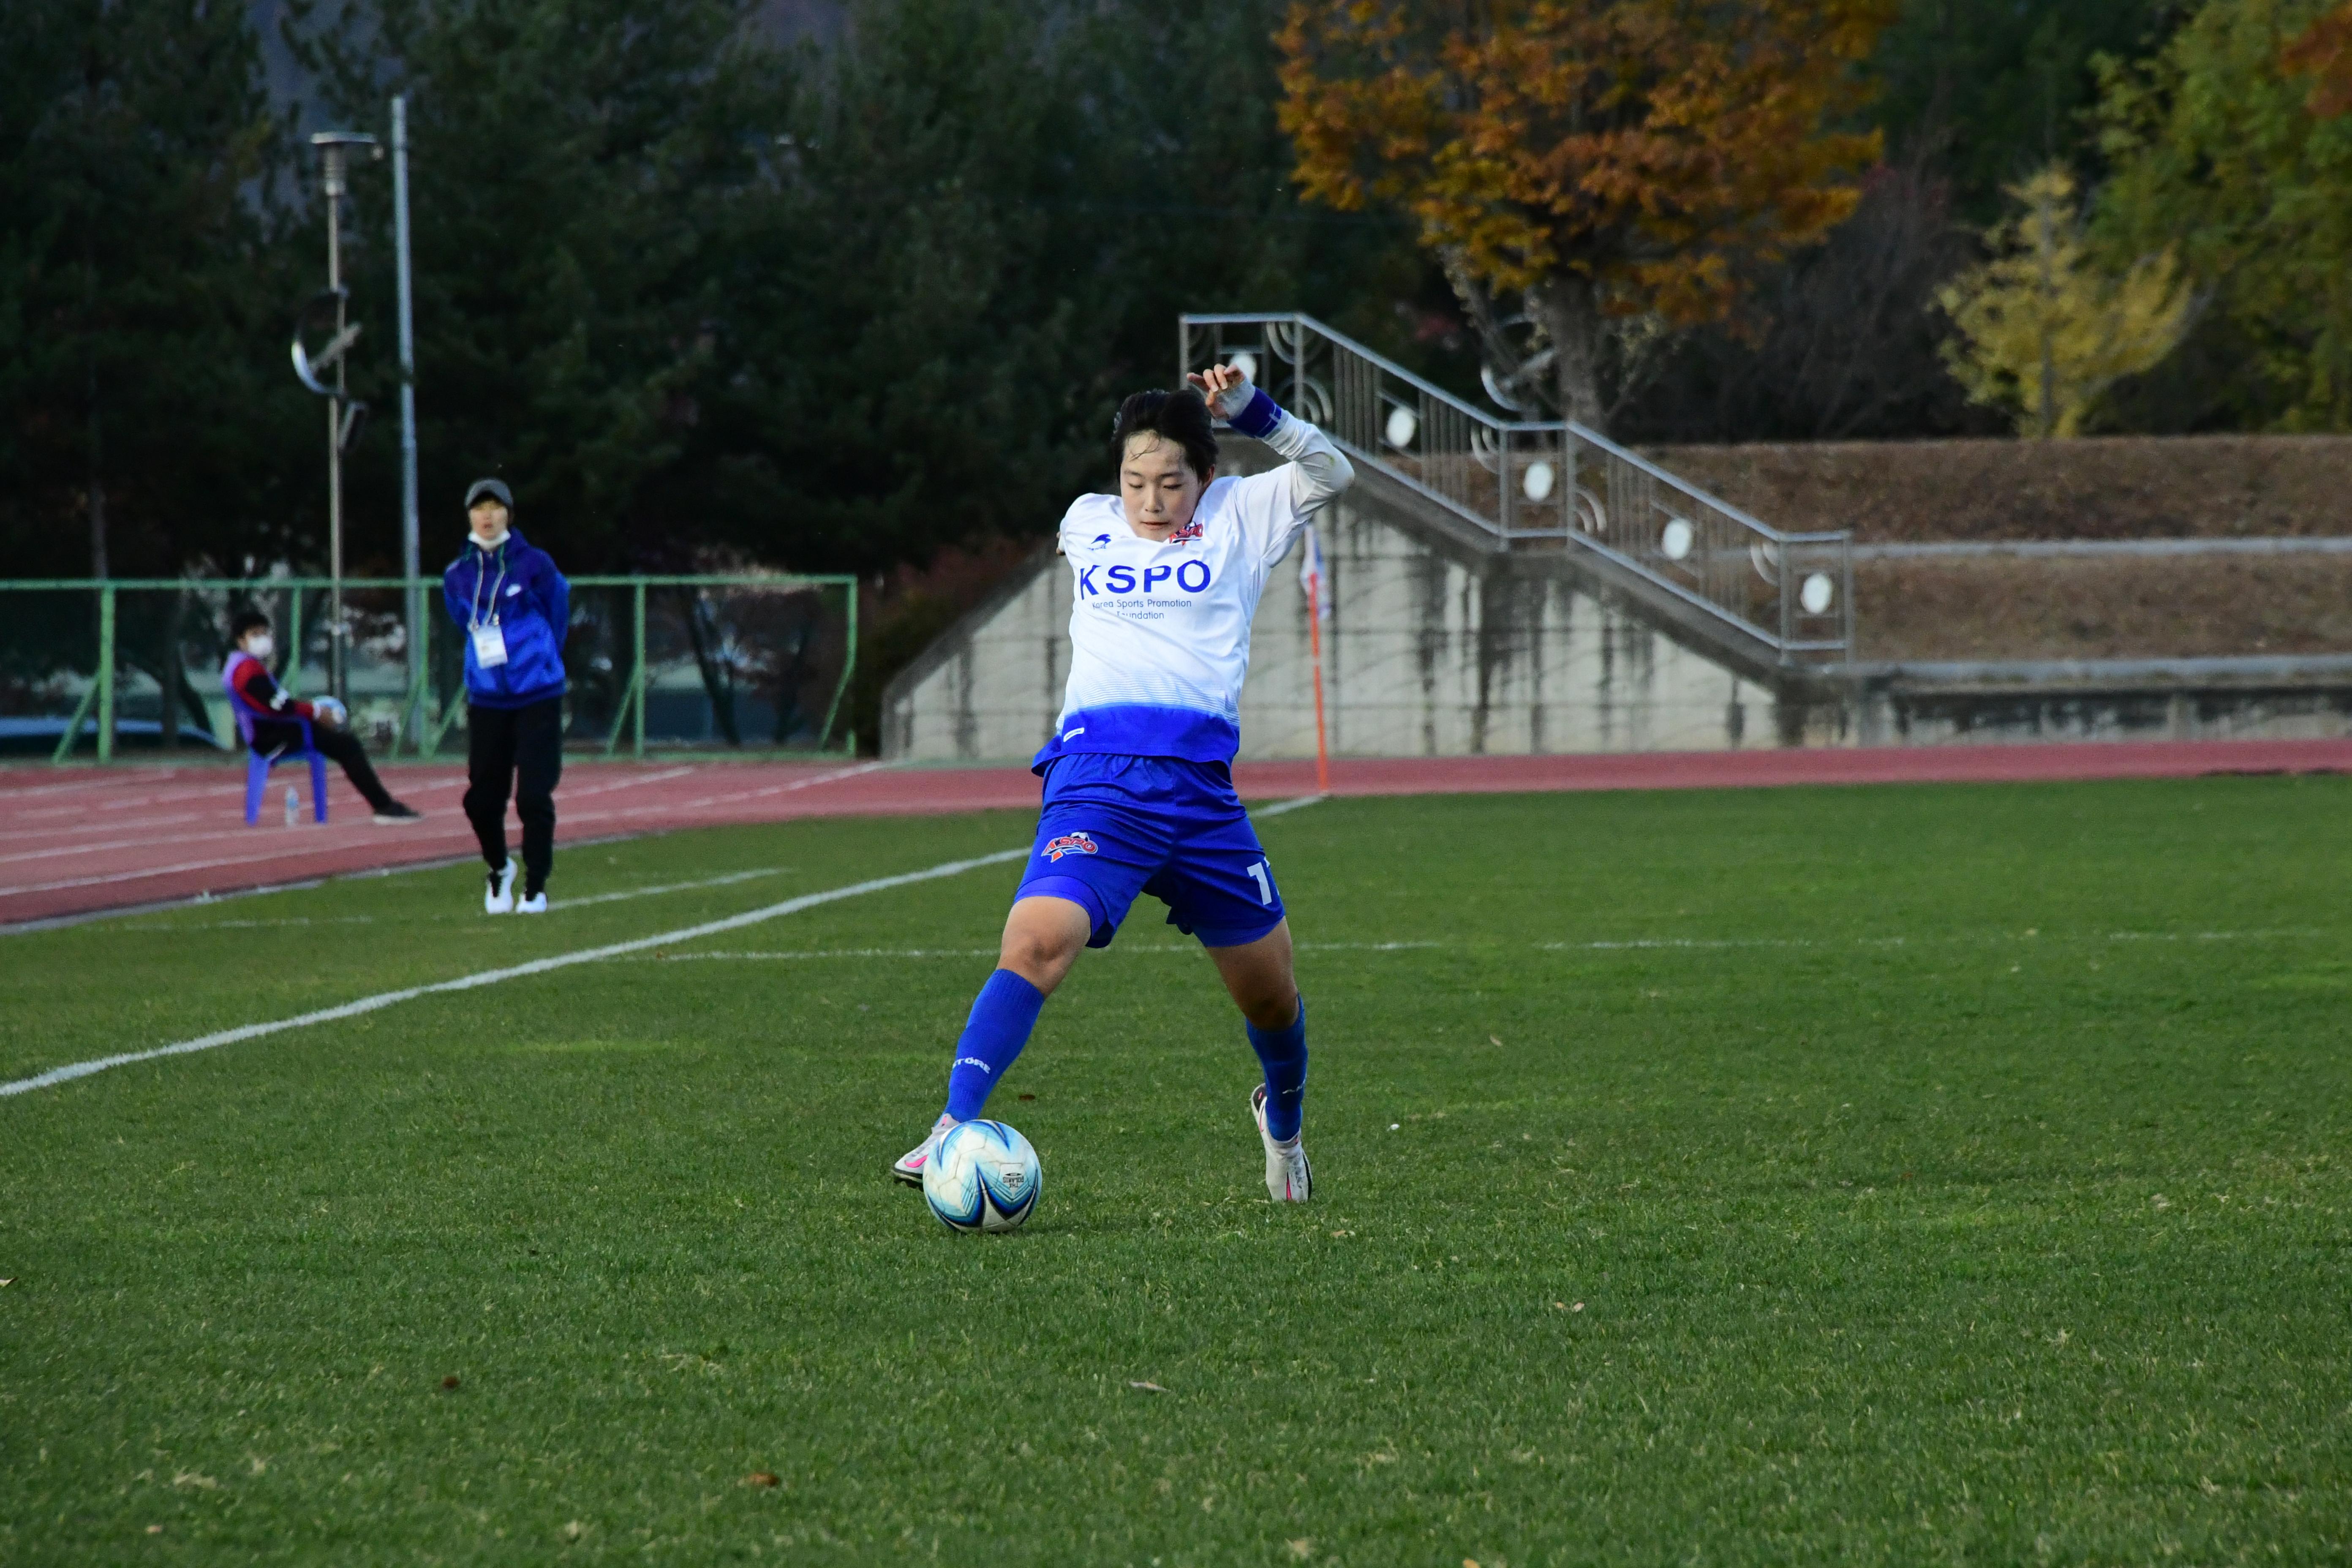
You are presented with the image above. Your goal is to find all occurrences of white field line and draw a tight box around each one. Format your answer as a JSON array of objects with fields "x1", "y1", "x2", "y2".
[
  {"x1": 0, "y1": 847, "x2": 1026, "y2": 1099},
  {"x1": 2, "y1": 811, "x2": 210, "y2": 846},
  {"x1": 546, "y1": 765, "x2": 697, "y2": 800},
  {"x1": 118, "y1": 915, "x2": 384, "y2": 931},
  {"x1": 0, "y1": 833, "x2": 478, "y2": 899},
  {"x1": 0, "y1": 794, "x2": 474, "y2": 868},
  {"x1": 637, "y1": 928, "x2": 2321, "y2": 964},
  {"x1": 582, "y1": 760, "x2": 894, "y2": 819},
  {"x1": 9, "y1": 772, "x2": 468, "y2": 824},
  {"x1": 2, "y1": 762, "x2": 871, "y2": 874},
  {"x1": 554, "y1": 867, "x2": 790, "y2": 908},
  {"x1": 106, "y1": 867, "x2": 798, "y2": 929},
  {"x1": 4, "y1": 770, "x2": 669, "y2": 856},
  {"x1": 637, "y1": 947, "x2": 1004, "y2": 962},
  {"x1": 0, "y1": 828, "x2": 728, "y2": 935},
  {"x1": 0, "y1": 768, "x2": 204, "y2": 803},
  {"x1": 1252, "y1": 794, "x2": 1326, "y2": 819},
  {"x1": 738, "y1": 760, "x2": 898, "y2": 799},
  {"x1": 0, "y1": 826, "x2": 284, "y2": 868}
]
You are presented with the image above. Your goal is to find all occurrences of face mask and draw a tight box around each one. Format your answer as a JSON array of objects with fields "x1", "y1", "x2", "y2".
[{"x1": 245, "y1": 634, "x2": 274, "y2": 660}]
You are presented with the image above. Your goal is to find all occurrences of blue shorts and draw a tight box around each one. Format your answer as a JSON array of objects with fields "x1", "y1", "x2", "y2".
[{"x1": 1015, "y1": 754, "x2": 1285, "y2": 950}]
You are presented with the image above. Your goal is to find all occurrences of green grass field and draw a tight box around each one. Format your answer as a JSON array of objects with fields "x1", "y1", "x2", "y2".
[{"x1": 3, "y1": 778, "x2": 2348, "y2": 1565}]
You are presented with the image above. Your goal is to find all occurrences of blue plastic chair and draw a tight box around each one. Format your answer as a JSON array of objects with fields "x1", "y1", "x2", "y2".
[{"x1": 221, "y1": 663, "x2": 328, "y2": 825}]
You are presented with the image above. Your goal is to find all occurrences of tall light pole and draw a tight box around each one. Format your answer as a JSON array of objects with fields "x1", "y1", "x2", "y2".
[
  {"x1": 391, "y1": 97, "x2": 422, "y2": 747},
  {"x1": 308, "y1": 129, "x2": 376, "y2": 704}
]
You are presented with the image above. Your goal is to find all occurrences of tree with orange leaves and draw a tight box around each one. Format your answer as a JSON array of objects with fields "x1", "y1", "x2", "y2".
[
  {"x1": 1277, "y1": 0, "x2": 1895, "y2": 430},
  {"x1": 2282, "y1": 1, "x2": 2352, "y2": 116}
]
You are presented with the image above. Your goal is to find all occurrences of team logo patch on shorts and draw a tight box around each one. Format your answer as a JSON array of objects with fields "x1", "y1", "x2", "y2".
[{"x1": 1042, "y1": 831, "x2": 1099, "y2": 862}]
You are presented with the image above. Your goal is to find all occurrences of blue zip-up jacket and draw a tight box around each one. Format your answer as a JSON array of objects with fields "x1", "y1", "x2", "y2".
[{"x1": 443, "y1": 527, "x2": 570, "y2": 708}]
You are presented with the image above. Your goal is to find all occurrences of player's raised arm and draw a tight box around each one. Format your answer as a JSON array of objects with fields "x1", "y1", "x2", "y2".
[{"x1": 1186, "y1": 363, "x2": 1355, "y2": 517}]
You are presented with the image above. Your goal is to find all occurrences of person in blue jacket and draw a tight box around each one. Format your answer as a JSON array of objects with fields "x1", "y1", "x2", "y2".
[{"x1": 443, "y1": 478, "x2": 569, "y2": 914}]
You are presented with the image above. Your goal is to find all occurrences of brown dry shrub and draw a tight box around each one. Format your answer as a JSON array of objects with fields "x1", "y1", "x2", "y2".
[{"x1": 1858, "y1": 556, "x2": 2352, "y2": 661}]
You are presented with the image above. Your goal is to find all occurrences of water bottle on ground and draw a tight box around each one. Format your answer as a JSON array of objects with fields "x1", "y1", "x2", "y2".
[{"x1": 284, "y1": 786, "x2": 299, "y2": 828}]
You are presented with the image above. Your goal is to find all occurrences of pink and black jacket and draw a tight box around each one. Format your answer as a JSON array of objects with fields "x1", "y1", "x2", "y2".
[{"x1": 221, "y1": 650, "x2": 316, "y2": 727}]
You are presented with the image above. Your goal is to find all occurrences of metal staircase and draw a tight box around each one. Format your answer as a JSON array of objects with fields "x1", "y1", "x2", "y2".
[{"x1": 1182, "y1": 313, "x2": 1852, "y2": 670}]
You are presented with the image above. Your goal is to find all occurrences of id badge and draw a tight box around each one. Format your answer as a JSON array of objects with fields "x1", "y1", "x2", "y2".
[{"x1": 471, "y1": 623, "x2": 508, "y2": 668}]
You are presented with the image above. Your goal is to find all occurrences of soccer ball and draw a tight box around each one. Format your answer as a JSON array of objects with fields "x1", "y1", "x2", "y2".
[{"x1": 922, "y1": 1120, "x2": 1041, "y2": 1233}]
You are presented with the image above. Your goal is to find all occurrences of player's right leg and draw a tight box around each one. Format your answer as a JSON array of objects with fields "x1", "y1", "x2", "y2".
[
  {"x1": 893, "y1": 766, "x2": 1162, "y2": 1186},
  {"x1": 463, "y1": 705, "x2": 519, "y2": 912},
  {"x1": 892, "y1": 895, "x2": 1089, "y2": 1184}
]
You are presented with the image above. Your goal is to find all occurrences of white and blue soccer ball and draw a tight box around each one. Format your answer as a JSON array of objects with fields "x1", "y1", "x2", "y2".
[{"x1": 922, "y1": 1120, "x2": 1041, "y2": 1234}]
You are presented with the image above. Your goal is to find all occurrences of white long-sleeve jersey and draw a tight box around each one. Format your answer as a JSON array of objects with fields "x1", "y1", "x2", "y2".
[{"x1": 1033, "y1": 390, "x2": 1354, "y2": 771}]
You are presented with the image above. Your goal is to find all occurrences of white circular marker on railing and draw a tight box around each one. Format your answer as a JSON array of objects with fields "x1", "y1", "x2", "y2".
[
  {"x1": 1800, "y1": 572, "x2": 1835, "y2": 614},
  {"x1": 1522, "y1": 461, "x2": 1556, "y2": 502},
  {"x1": 1660, "y1": 517, "x2": 1694, "y2": 561},
  {"x1": 1384, "y1": 405, "x2": 1418, "y2": 449}
]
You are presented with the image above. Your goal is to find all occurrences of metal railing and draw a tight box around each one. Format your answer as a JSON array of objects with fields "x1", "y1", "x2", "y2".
[
  {"x1": 2, "y1": 574, "x2": 856, "y2": 765},
  {"x1": 1181, "y1": 312, "x2": 1852, "y2": 664}
]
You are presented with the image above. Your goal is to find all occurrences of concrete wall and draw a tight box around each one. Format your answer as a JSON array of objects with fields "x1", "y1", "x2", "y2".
[
  {"x1": 882, "y1": 478, "x2": 1791, "y2": 764},
  {"x1": 1856, "y1": 679, "x2": 2352, "y2": 746}
]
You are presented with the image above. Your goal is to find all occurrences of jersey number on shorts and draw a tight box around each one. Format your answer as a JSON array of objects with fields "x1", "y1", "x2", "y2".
[{"x1": 1247, "y1": 860, "x2": 1273, "y2": 906}]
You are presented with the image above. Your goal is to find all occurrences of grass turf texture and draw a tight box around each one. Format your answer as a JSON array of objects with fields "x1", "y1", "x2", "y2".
[{"x1": 1, "y1": 780, "x2": 2347, "y2": 1565}]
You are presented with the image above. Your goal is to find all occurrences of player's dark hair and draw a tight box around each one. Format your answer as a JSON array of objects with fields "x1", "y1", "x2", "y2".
[
  {"x1": 1111, "y1": 387, "x2": 1218, "y2": 479},
  {"x1": 230, "y1": 607, "x2": 271, "y2": 641}
]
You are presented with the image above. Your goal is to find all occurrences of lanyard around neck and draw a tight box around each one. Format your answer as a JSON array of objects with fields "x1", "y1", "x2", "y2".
[{"x1": 470, "y1": 542, "x2": 510, "y2": 628}]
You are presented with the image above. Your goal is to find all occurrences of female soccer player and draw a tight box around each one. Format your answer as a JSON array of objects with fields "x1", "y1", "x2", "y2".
[{"x1": 893, "y1": 364, "x2": 1353, "y2": 1202}]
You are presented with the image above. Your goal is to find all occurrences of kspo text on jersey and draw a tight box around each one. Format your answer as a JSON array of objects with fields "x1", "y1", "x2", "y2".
[{"x1": 1075, "y1": 561, "x2": 1215, "y2": 597}]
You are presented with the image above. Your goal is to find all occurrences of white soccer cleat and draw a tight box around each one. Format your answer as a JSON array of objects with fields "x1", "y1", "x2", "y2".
[
  {"x1": 892, "y1": 1114, "x2": 957, "y2": 1187},
  {"x1": 514, "y1": 892, "x2": 547, "y2": 914},
  {"x1": 1250, "y1": 1083, "x2": 1312, "y2": 1202},
  {"x1": 484, "y1": 861, "x2": 517, "y2": 914}
]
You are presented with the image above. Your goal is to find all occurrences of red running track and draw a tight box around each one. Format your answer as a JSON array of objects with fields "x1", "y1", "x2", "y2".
[{"x1": 5, "y1": 737, "x2": 2349, "y2": 928}]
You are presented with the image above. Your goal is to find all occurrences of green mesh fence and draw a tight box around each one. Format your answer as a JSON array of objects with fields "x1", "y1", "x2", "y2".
[{"x1": 0, "y1": 576, "x2": 856, "y2": 763}]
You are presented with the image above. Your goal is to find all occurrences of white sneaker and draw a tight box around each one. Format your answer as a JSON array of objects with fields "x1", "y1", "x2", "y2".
[
  {"x1": 514, "y1": 892, "x2": 547, "y2": 914},
  {"x1": 1250, "y1": 1084, "x2": 1312, "y2": 1202},
  {"x1": 892, "y1": 1114, "x2": 956, "y2": 1187},
  {"x1": 484, "y1": 861, "x2": 517, "y2": 914}
]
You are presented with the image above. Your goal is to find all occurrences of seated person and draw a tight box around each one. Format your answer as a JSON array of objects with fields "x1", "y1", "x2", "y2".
[{"x1": 223, "y1": 609, "x2": 422, "y2": 823}]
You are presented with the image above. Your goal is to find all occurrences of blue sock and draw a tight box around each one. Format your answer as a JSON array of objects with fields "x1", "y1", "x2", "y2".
[
  {"x1": 943, "y1": 969, "x2": 1047, "y2": 1121},
  {"x1": 1246, "y1": 995, "x2": 1308, "y2": 1142}
]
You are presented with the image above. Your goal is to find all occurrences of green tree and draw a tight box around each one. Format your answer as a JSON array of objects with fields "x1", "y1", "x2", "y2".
[
  {"x1": 0, "y1": 0, "x2": 305, "y2": 580},
  {"x1": 701, "y1": 0, "x2": 1427, "y2": 575},
  {"x1": 310, "y1": 0, "x2": 786, "y2": 576},
  {"x1": 1865, "y1": 0, "x2": 2175, "y2": 219},
  {"x1": 2092, "y1": 0, "x2": 2352, "y2": 430},
  {"x1": 1938, "y1": 165, "x2": 2191, "y2": 437},
  {"x1": 318, "y1": 0, "x2": 1424, "y2": 581}
]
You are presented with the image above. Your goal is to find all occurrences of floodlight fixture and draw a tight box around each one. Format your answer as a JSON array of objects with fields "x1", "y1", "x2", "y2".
[{"x1": 301, "y1": 130, "x2": 380, "y2": 703}]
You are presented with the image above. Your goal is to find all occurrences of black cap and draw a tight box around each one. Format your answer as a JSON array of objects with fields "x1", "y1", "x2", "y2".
[{"x1": 465, "y1": 477, "x2": 513, "y2": 511}]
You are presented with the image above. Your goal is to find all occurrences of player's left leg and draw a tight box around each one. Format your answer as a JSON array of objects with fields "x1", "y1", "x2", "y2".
[
  {"x1": 1149, "y1": 788, "x2": 1310, "y2": 1203},
  {"x1": 509, "y1": 695, "x2": 564, "y2": 911},
  {"x1": 1206, "y1": 922, "x2": 1312, "y2": 1202}
]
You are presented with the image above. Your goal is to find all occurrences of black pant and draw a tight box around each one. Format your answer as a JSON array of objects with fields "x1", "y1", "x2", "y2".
[
  {"x1": 251, "y1": 719, "x2": 394, "y2": 813},
  {"x1": 465, "y1": 697, "x2": 564, "y2": 893}
]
